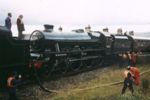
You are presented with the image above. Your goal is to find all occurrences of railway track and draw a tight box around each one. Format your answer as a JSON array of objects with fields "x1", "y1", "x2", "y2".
[{"x1": 15, "y1": 54, "x2": 150, "y2": 94}]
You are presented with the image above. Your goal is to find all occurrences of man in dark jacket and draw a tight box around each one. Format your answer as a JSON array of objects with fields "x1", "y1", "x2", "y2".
[
  {"x1": 5, "y1": 13, "x2": 12, "y2": 31},
  {"x1": 16, "y1": 15, "x2": 25, "y2": 39}
]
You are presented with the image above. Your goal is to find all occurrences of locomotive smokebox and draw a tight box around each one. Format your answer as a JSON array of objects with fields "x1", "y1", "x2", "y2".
[{"x1": 44, "y1": 24, "x2": 54, "y2": 32}]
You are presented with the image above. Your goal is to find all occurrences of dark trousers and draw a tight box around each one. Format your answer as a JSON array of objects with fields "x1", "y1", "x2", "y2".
[
  {"x1": 8, "y1": 88, "x2": 18, "y2": 100},
  {"x1": 18, "y1": 31, "x2": 23, "y2": 40},
  {"x1": 122, "y1": 78, "x2": 134, "y2": 94},
  {"x1": 131, "y1": 61, "x2": 136, "y2": 67}
]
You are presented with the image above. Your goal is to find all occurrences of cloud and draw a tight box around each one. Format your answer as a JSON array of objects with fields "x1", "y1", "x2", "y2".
[{"x1": 0, "y1": 0, "x2": 150, "y2": 25}]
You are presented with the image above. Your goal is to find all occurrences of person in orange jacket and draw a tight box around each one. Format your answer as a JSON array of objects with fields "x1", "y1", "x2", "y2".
[
  {"x1": 122, "y1": 67, "x2": 134, "y2": 95},
  {"x1": 128, "y1": 66, "x2": 140, "y2": 86},
  {"x1": 7, "y1": 72, "x2": 21, "y2": 100}
]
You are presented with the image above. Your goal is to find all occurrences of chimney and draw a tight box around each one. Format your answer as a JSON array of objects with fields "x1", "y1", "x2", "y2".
[{"x1": 44, "y1": 24, "x2": 54, "y2": 32}]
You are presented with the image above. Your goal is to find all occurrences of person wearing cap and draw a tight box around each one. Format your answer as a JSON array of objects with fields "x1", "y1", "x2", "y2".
[
  {"x1": 5, "y1": 13, "x2": 12, "y2": 31},
  {"x1": 16, "y1": 14, "x2": 25, "y2": 39},
  {"x1": 121, "y1": 66, "x2": 134, "y2": 95}
]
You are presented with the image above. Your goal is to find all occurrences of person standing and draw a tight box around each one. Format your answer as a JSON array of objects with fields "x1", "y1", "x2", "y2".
[
  {"x1": 16, "y1": 15, "x2": 25, "y2": 39},
  {"x1": 130, "y1": 52, "x2": 137, "y2": 67},
  {"x1": 5, "y1": 13, "x2": 12, "y2": 30},
  {"x1": 121, "y1": 67, "x2": 134, "y2": 95},
  {"x1": 127, "y1": 51, "x2": 137, "y2": 67},
  {"x1": 129, "y1": 66, "x2": 140, "y2": 86}
]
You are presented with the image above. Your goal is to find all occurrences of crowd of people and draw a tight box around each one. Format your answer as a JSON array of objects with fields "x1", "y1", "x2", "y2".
[{"x1": 5, "y1": 12, "x2": 25, "y2": 39}]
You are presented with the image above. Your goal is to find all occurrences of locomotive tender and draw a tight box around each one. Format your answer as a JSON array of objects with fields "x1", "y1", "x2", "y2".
[{"x1": 0, "y1": 25, "x2": 150, "y2": 88}]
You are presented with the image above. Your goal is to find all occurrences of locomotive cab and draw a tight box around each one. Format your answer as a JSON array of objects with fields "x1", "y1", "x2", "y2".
[{"x1": 0, "y1": 26, "x2": 30, "y2": 88}]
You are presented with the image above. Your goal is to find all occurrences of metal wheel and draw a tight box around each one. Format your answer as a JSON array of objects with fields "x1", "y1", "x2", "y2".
[
  {"x1": 91, "y1": 57, "x2": 104, "y2": 67},
  {"x1": 66, "y1": 58, "x2": 81, "y2": 72},
  {"x1": 41, "y1": 64, "x2": 55, "y2": 79},
  {"x1": 61, "y1": 59, "x2": 69, "y2": 74},
  {"x1": 82, "y1": 57, "x2": 104, "y2": 68},
  {"x1": 82, "y1": 59, "x2": 92, "y2": 68}
]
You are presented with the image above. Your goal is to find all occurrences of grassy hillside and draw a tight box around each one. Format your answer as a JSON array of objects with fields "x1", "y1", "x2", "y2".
[{"x1": 49, "y1": 64, "x2": 150, "y2": 100}]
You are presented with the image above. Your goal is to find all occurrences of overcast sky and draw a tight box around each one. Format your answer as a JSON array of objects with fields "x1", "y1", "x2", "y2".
[{"x1": 0, "y1": 0, "x2": 150, "y2": 25}]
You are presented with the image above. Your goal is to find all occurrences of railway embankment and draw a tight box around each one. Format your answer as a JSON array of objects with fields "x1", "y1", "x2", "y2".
[
  {"x1": 18, "y1": 63, "x2": 150, "y2": 100},
  {"x1": 1, "y1": 55, "x2": 150, "y2": 100}
]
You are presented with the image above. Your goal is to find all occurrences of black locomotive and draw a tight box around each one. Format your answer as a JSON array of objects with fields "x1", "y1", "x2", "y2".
[{"x1": 0, "y1": 25, "x2": 150, "y2": 88}]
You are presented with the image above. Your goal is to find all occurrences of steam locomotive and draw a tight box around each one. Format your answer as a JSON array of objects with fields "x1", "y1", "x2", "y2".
[{"x1": 0, "y1": 25, "x2": 150, "y2": 88}]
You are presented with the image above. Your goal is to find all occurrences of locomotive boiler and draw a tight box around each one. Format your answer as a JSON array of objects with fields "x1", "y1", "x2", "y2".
[{"x1": 29, "y1": 25, "x2": 106, "y2": 74}]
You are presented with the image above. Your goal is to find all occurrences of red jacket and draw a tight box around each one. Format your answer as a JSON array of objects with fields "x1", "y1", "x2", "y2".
[
  {"x1": 130, "y1": 67, "x2": 140, "y2": 86},
  {"x1": 7, "y1": 77, "x2": 15, "y2": 88}
]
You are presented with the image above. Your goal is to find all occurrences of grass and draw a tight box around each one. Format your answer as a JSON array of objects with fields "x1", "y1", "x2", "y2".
[
  {"x1": 49, "y1": 64, "x2": 150, "y2": 100},
  {"x1": 2, "y1": 64, "x2": 149, "y2": 100}
]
